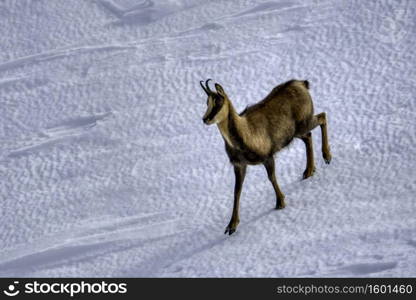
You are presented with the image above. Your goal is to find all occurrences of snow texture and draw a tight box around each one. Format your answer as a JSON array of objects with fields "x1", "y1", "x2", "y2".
[{"x1": 1, "y1": 0, "x2": 416, "y2": 277}]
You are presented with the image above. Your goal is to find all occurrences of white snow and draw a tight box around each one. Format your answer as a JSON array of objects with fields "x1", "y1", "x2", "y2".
[{"x1": 1, "y1": 0, "x2": 416, "y2": 277}]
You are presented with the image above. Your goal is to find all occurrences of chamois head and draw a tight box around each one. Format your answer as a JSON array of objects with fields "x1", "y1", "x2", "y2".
[{"x1": 200, "y1": 79, "x2": 229, "y2": 125}]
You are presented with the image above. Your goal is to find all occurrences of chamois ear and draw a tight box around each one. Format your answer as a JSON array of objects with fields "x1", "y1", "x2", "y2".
[{"x1": 215, "y1": 83, "x2": 226, "y2": 98}]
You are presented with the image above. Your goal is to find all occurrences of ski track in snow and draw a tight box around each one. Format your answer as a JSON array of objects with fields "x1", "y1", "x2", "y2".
[
  {"x1": 7, "y1": 112, "x2": 112, "y2": 158},
  {"x1": 0, "y1": 213, "x2": 184, "y2": 276},
  {"x1": 0, "y1": 45, "x2": 137, "y2": 73},
  {"x1": 1, "y1": 0, "x2": 416, "y2": 277}
]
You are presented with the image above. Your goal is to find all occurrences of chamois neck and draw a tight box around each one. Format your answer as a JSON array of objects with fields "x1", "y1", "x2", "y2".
[
  {"x1": 217, "y1": 99, "x2": 242, "y2": 148},
  {"x1": 218, "y1": 99, "x2": 239, "y2": 126}
]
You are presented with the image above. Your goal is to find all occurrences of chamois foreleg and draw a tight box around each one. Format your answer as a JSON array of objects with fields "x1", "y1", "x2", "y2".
[
  {"x1": 225, "y1": 164, "x2": 246, "y2": 235},
  {"x1": 263, "y1": 157, "x2": 286, "y2": 209},
  {"x1": 301, "y1": 132, "x2": 316, "y2": 179}
]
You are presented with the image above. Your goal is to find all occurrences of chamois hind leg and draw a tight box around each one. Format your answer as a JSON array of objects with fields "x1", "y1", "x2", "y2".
[
  {"x1": 263, "y1": 157, "x2": 286, "y2": 209},
  {"x1": 225, "y1": 164, "x2": 247, "y2": 235},
  {"x1": 308, "y1": 112, "x2": 332, "y2": 164},
  {"x1": 301, "y1": 132, "x2": 316, "y2": 179}
]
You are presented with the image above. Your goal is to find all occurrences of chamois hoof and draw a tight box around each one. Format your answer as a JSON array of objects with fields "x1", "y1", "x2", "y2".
[
  {"x1": 303, "y1": 167, "x2": 316, "y2": 179},
  {"x1": 224, "y1": 226, "x2": 236, "y2": 235},
  {"x1": 275, "y1": 201, "x2": 286, "y2": 210},
  {"x1": 323, "y1": 152, "x2": 332, "y2": 164}
]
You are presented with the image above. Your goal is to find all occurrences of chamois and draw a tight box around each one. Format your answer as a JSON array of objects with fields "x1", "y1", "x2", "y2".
[{"x1": 200, "y1": 79, "x2": 332, "y2": 235}]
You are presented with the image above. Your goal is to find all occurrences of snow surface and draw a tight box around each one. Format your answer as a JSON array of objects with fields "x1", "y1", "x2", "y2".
[{"x1": 1, "y1": 0, "x2": 416, "y2": 277}]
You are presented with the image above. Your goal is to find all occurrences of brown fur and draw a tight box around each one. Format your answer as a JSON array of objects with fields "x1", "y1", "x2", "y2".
[{"x1": 201, "y1": 79, "x2": 332, "y2": 235}]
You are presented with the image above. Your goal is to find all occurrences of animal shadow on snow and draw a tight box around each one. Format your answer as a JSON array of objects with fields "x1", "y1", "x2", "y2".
[{"x1": 122, "y1": 207, "x2": 282, "y2": 276}]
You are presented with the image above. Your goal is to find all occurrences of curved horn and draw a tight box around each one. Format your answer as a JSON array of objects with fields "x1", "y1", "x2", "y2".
[
  {"x1": 205, "y1": 78, "x2": 213, "y2": 94},
  {"x1": 200, "y1": 80, "x2": 209, "y2": 95}
]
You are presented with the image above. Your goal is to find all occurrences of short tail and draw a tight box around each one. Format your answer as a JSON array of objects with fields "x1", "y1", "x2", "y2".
[{"x1": 303, "y1": 80, "x2": 310, "y2": 89}]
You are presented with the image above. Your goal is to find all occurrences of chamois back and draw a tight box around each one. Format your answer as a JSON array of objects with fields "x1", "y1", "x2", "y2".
[{"x1": 240, "y1": 79, "x2": 309, "y2": 117}]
